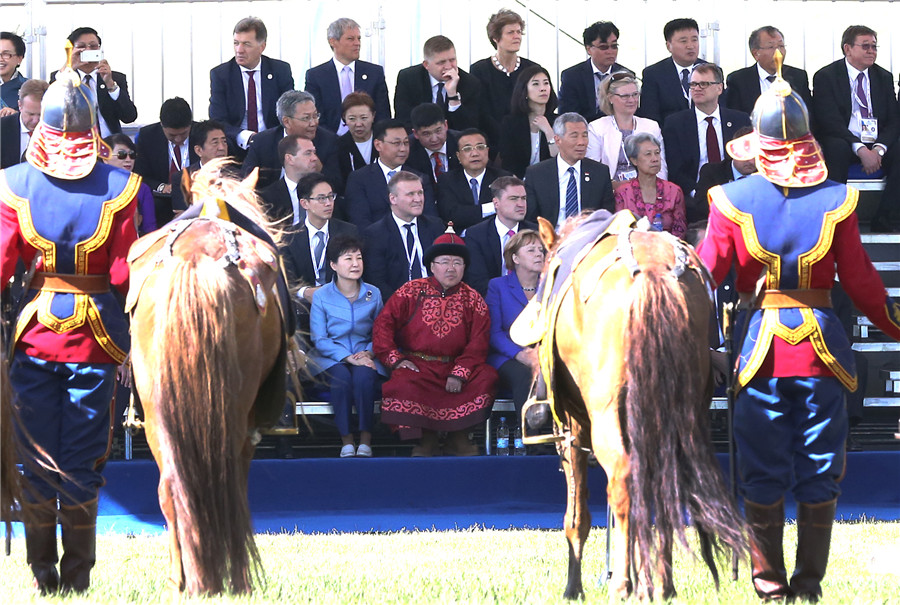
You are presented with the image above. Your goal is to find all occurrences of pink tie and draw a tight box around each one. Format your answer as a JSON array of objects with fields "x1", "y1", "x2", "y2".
[
  {"x1": 856, "y1": 72, "x2": 870, "y2": 118},
  {"x1": 504, "y1": 229, "x2": 515, "y2": 274}
]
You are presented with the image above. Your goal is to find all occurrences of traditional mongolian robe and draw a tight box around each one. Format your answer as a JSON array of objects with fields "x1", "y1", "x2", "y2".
[{"x1": 373, "y1": 276, "x2": 497, "y2": 440}]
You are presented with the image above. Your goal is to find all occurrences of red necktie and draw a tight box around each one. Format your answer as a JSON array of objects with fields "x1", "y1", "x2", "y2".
[
  {"x1": 432, "y1": 152, "x2": 444, "y2": 178},
  {"x1": 705, "y1": 116, "x2": 721, "y2": 164},
  {"x1": 246, "y1": 70, "x2": 259, "y2": 132}
]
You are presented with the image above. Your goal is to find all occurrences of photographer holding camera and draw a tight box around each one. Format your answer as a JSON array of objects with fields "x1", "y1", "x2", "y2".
[{"x1": 51, "y1": 27, "x2": 137, "y2": 136}]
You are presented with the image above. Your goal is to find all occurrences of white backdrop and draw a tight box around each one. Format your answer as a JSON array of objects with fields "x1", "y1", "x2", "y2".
[{"x1": 1, "y1": 0, "x2": 898, "y2": 128}]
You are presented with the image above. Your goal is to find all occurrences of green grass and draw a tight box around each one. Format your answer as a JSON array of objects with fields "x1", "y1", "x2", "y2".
[{"x1": 1, "y1": 521, "x2": 897, "y2": 603}]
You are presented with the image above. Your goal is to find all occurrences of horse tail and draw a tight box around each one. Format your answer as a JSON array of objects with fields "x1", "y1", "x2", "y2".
[
  {"x1": 624, "y1": 267, "x2": 746, "y2": 593},
  {"x1": 152, "y1": 256, "x2": 259, "y2": 594}
]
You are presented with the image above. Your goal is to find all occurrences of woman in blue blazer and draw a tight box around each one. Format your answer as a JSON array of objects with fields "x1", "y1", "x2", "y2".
[
  {"x1": 309, "y1": 235, "x2": 386, "y2": 458},
  {"x1": 485, "y1": 229, "x2": 545, "y2": 414}
]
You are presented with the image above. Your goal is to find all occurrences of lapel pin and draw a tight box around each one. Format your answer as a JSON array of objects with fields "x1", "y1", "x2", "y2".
[
  {"x1": 584, "y1": 173, "x2": 590, "y2": 182},
  {"x1": 100, "y1": 83, "x2": 106, "y2": 89},
  {"x1": 267, "y1": 73, "x2": 273, "y2": 80},
  {"x1": 362, "y1": 74, "x2": 368, "y2": 80},
  {"x1": 726, "y1": 121, "x2": 732, "y2": 127}
]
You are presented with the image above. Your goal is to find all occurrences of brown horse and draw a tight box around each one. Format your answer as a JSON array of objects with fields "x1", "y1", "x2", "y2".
[
  {"x1": 126, "y1": 162, "x2": 289, "y2": 596},
  {"x1": 531, "y1": 214, "x2": 747, "y2": 600}
]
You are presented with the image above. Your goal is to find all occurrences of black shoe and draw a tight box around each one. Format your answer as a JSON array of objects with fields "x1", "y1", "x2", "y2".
[{"x1": 869, "y1": 215, "x2": 897, "y2": 233}]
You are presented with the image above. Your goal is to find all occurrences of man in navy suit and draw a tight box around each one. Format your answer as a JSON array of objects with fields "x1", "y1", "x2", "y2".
[
  {"x1": 241, "y1": 90, "x2": 340, "y2": 191},
  {"x1": 170, "y1": 120, "x2": 229, "y2": 213},
  {"x1": 0, "y1": 78, "x2": 46, "y2": 169},
  {"x1": 362, "y1": 171, "x2": 445, "y2": 301},
  {"x1": 53, "y1": 27, "x2": 137, "y2": 137},
  {"x1": 304, "y1": 18, "x2": 391, "y2": 135},
  {"x1": 134, "y1": 97, "x2": 198, "y2": 202},
  {"x1": 344, "y1": 118, "x2": 437, "y2": 230},
  {"x1": 524, "y1": 113, "x2": 615, "y2": 227},
  {"x1": 208, "y1": 17, "x2": 294, "y2": 151},
  {"x1": 406, "y1": 103, "x2": 461, "y2": 187},
  {"x1": 258, "y1": 134, "x2": 322, "y2": 224},
  {"x1": 638, "y1": 18, "x2": 706, "y2": 125},
  {"x1": 464, "y1": 175, "x2": 536, "y2": 296},
  {"x1": 812, "y1": 25, "x2": 900, "y2": 232},
  {"x1": 436, "y1": 128, "x2": 510, "y2": 232},
  {"x1": 663, "y1": 64, "x2": 751, "y2": 221},
  {"x1": 725, "y1": 26, "x2": 812, "y2": 118},
  {"x1": 558, "y1": 21, "x2": 632, "y2": 123},
  {"x1": 394, "y1": 35, "x2": 482, "y2": 132}
]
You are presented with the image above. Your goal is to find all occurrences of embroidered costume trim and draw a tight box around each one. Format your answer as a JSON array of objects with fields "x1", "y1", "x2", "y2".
[
  {"x1": 75, "y1": 172, "x2": 141, "y2": 273},
  {"x1": 709, "y1": 186, "x2": 781, "y2": 289},
  {"x1": 0, "y1": 173, "x2": 57, "y2": 271}
]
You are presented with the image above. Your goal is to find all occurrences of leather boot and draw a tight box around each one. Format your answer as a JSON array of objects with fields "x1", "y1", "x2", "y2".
[
  {"x1": 443, "y1": 430, "x2": 479, "y2": 456},
  {"x1": 59, "y1": 499, "x2": 98, "y2": 593},
  {"x1": 411, "y1": 430, "x2": 439, "y2": 457},
  {"x1": 790, "y1": 499, "x2": 837, "y2": 603},
  {"x1": 22, "y1": 498, "x2": 59, "y2": 595},
  {"x1": 745, "y1": 498, "x2": 792, "y2": 601}
]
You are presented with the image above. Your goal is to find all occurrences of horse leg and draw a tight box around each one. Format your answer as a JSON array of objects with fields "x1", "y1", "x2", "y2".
[
  {"x1": 607, "y1": 454, "x2": 633, "y2": 600},
  {"x1": 157, "y1": 471, "x2": 185, "y2": 597},
  {"x1": 655, "y1": 530, "x2": 676, "y2": 601},
  {"x1": 561, "y1": 425, "x2": 591, "y2": 600}
]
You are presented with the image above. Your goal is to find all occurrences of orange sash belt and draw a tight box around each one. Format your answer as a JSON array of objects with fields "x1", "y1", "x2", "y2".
[{"x1": 32, "y1": 272, "x2": 110, "y2": 294}]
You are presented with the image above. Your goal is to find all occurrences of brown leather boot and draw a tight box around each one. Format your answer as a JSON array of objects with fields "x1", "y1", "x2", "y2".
[
  {"x1": 59, "y1": 499, "x2": 98, "y2": 593},
  {"x1": 790, "y1": 499, "x2": 837, "y2": 603},
  {"x1": 22, "y1": 499, "x2": 59, "y2": 595},
  {"x1": 745, "y1": 498, "x2": 792, "y2": 601},
  {"x1": 411, "y1": 430, "x2": 439, "y2": 457},
  {"x1": 443, "y1": 430, "x2": 479, "y2": 456}
]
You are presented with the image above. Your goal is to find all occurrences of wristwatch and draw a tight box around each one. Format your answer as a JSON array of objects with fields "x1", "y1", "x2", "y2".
[
  {"x1": 875, "y1": 146, "x2": 885, "y2": 157},
  {"x1": 447, "y1": 94, "x2": 460, "y2": 102}
]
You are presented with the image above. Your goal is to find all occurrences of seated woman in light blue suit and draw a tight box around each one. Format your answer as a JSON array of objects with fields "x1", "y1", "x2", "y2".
[
  {"x1": 309, "y1": 235, "x2": 386, "y2": 458},
  {"x1": 485, "y1": 229, "x2": 546, "y2": 414}
]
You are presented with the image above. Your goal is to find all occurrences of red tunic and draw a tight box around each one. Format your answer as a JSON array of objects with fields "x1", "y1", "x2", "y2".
[{"x1": 373, "y1": 277, "x2": 497, "y2": 440}]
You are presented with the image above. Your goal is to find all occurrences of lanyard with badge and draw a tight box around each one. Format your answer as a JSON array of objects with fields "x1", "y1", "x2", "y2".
[
  {"x1": 614, "y1": 118, "x2": 638, "y2": 181},
  {"x1": 854, "y1": 77, "x2": 878, "y2": 143}
]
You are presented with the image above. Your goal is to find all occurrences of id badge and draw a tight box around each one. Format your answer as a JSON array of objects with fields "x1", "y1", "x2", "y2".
[
  {"x1": 861, "y1": 117, "x2": 878, "y2": 144},
  {"x1": 617, "y1": 168, "x2": 638, "y2": 181}
]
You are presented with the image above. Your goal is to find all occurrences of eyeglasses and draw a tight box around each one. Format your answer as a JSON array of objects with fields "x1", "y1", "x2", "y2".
[
  {"x1": 432, "y1": 259, "x2": 465, "y2": 267},
  {"x1": 756, "y1": 44, "x2": 786, "y2": 52},
  {"x1": 288, "y1": 113, "x2": 321, "y2": 123},
  {"x1": 590, "y1": 43, "x2": 619, "y2": 51},
  {"x1": 459, "y1": 144, "x2": 489, "y2": 153},
  {"x1": 688, "y1": 81, "x2": 721, "y2": 90},
  {"x1": 303, "y1": 192, "x2": 336, "y2": 203},
  {"x1": 0, "y1": 51, "x2": 20, "y2": 60},
  {"x1": 852, "y1": 43, "x2": 878, "y2": 52},
  {"x1": 381, "y1": 138, "x2": 410, "y2": 147},
  {"x1": 114, "y1": 150, "x2": 137, "y2": 160},
  {"x1": 612, "y1": 92, "x2": 640, "y2": 99}
]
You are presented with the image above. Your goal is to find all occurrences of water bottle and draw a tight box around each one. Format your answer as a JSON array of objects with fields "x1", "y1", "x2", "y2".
[
  {"x1": 651, "y1": 213, "x2": 664, "y2": 232},
  {"x1": 514, "y1": 423, "x2": 526, "y2": 456},
  {"x1": 496, "y1": 417, "x2": 510, "y2": 456}
]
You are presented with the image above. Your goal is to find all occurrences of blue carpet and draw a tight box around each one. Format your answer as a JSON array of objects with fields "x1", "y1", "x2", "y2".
[{"x1": 5, "y1": 452, "x2": 898, "y2": 537}]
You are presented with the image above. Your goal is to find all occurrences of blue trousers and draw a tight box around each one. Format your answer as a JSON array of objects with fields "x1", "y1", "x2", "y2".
[
  {"x1": 10, "y1": 354, "x2": 116, "y2": 505},
  {"x1": 735, "y1": 376, "x2": 848, "y2": 505},
  {"x1": 323, "y1": 363, "x2": 377, "y2": 436}
]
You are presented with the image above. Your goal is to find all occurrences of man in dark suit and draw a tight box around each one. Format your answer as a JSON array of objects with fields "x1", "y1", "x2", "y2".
[
  {"x1": 394, "y1": 35, "x2": 482, "y2": 132},
  {"x1": 133, "y1": 97, "x2": 198, "y2": 220},
  {"x1": 258, "y1": 134, "x2": 322, "y2": 225},
  {"x1": 637, "y1": 18, "x2": 706, "y2": 126},
  {"x1": 436, "y1": 128, "x2": 510, "y2": 231},
  {"x1": 663, "y1": 64, "x2": 752, "y2": 221},
  {"x1": 524, "y1": 113, "x2": 615, "y2": 227},
  {"x1": 694, "y1": 126, "x2": 757, "y2": 217},
  {"x1": 0, "y1": 78, "x2": 46, "y2": 169},
  {"x1": 406, "y1": 103, "x2": 461, "y2": 186},
  {"x1": 725, "y1": 26, "x2": 811, "y2": 118},
  {"x1": 558, "y1": 21, "x2": 632, "y2": 123},
  {"x1": 812, "y1": 25, "x2": 900, "y2": 232},
  {"x1": 464, "y1": 175, "x2": 537, "y2": 296},
  {"x1": 281, "y1": 172, "x2": 358, "y2": 305},
  {"x1": 241, "y1": 90, "x2": 340, "y2": 191},
  {"x1": 344, "y1": 118, "x2": 437, "y2": 230},
  {"x1": 170, "y1": 120, "x2": 229, "y2": 213},
  {"x1": 363, "y1": 171, "x2": 445, "y2": 301},
  {"x1": 208, "y1": 17, "x2": 294, "y2": 152},
  {"x1": 304, "y1": 18, "x2": 391, "y2": 134},
  {"x1": 54, "y1": 27, "x2": 137, "y2": 136}
]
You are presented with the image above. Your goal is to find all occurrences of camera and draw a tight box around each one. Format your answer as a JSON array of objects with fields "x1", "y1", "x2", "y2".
[{"x1": 80, "y1": 49, "x2": 104, "y2": 62}]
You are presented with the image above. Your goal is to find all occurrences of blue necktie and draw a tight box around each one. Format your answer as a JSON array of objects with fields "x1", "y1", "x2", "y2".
[
  {"x1": 404, "y1": 223, "x2": 422, "y2": 279},
  {"x1": 387, "y1": 169, "x2": 397, "y2": 183},
  {"x1": 313, "y1": 231, "x2": 326, "y2": 285},
  {"x1": 680, "y1": 68, "x2": 690, "y2": 98},
  {"x1": 565, "y1": 167, "x2": 579, "y2": 218},
  {"x1": 470, "y1": 177, "x2": 479, "y2": 204}
]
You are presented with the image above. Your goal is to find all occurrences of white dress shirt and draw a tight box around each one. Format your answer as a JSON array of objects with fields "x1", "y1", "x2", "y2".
[
  {"x1": 391, "y1": 212, "x2": 426, "y2": 277},
  {"x1": 556, "y1": 156, "x2": 583, "y2": 228},
  {"x1": 695, "y1": 105, "x2": 724, "y2": 179},
  {"x1": 77, "y1": 68, "x2": 120, "y2": 138},
  {"x1": 237, "y1": 62, "x2": 265, "y2": 147},
  {"x1": 305, "y1": 217, "x2": 330, "y2": 284}
]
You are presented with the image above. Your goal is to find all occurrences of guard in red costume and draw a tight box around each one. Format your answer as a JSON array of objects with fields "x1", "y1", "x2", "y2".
[
  {"x1": 0, "y1": 44, "x2": 138, "y2": 594},
  {"x1": 698, "y1": 52, "x2": 900, "y2": 602},
  {"x1": 374, "y1": 227, "x2": 497, "y2": 457}
]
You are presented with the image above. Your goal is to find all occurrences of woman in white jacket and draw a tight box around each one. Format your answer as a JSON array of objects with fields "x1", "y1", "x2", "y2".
[{"x1": 586, "y1": 72, "x2": 667, "y2": 188}]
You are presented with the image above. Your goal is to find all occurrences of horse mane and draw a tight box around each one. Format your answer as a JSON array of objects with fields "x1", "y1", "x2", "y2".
[{"x1": 185, "y1": 158, "x2": 287, "y2": 247}]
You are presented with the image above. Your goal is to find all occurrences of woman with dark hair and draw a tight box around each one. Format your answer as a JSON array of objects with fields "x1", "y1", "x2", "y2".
[
  {"x1": 308, "y1": 234, "x2": 385, "y2": 458},
  {"x1": 337, "y1": 91, "x2": 379, "y2": 183},
  {"x1": 102, "y1": 134, "x2": 157, "y2": 234},
  {"x1": 498, "y1": 65, "x2": 559, "y2": 178},
  {"x1": 470, "y1": 8, "x2": 539, "y2": 145}
]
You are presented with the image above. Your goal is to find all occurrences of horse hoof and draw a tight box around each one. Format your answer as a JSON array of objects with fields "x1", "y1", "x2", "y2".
[{"x1": 525, "y1": 403, "x2": 551, "y2": 430}]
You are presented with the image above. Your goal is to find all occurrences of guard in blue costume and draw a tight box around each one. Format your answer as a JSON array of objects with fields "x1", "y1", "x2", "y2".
[
  {"x1": 0, "y1": 44, "x2": 139, "y2": 594},
  {"x1": 698, "y1": 52, "x2": 900, "y2": 602}
]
